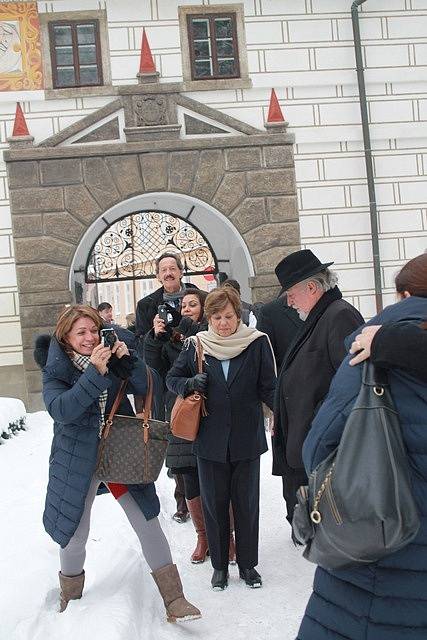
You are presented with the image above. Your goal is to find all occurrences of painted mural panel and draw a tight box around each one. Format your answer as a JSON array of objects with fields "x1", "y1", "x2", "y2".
[{"x1": 0, "y1": 2, "x2": 42, "y2": 90}]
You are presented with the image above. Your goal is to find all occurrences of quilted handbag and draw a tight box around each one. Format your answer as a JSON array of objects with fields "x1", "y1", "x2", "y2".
[
  {"x1": 170, "y1": 337, "x2": 207, "y2": 442},
  {"x1": 292, "y1": 361, "x2": 420, "y2": 570},
  {"x1": 96, "y1": 367, "x2": 170, "y2": 484}
]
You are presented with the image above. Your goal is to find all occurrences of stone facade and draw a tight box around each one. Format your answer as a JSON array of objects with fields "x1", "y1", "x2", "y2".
[
  {"x1": 0, "y1": 0, "x2": 426, "y2": 377},
  {"x1": 4, "y1": 86, "x2": 298, "y2": 407}
]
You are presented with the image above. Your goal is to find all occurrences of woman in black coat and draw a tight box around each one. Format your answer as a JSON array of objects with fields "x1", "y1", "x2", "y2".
[
  {"x1": 166, "y1": 286, "x2": 276, "y2": 591},
  {"x1": 144, "y1": 289, "x2": 216, "y2": 563}
]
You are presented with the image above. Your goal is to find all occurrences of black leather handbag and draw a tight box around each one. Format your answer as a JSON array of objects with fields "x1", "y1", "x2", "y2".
[
  {"x1": 292, "y1": 361, "x2": 420, "y2": 570},
  {"x1": 96, "y1": 368, "x2": 170, "y2": 485}
]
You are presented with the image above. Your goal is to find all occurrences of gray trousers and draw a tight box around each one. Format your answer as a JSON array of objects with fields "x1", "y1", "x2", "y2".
[{"x1": 60, "y1": 477, "x2": 172, "y2": 577}]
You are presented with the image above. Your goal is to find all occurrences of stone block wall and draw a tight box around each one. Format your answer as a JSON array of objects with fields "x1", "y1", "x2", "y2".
[
  {"x1": 0, "y1": 0, "x2": 426, "y2": 366},
  {"x1": 5, "y1": 132, "x2": 298, "y2": 407}
]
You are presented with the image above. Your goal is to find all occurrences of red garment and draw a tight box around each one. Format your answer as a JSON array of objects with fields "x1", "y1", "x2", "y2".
[{"x1": 107, "y1": 483, "x2": 128, "y2": 499}]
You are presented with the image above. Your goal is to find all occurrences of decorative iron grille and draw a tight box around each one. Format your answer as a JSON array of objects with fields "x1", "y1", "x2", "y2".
[{"x1": 85, "y1": 210, "x2": 217, "y2": 283}]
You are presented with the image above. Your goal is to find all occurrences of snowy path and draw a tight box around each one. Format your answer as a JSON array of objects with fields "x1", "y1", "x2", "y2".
[{"x1": 1, "y1": 412, "x2": 314, "y2": 640}]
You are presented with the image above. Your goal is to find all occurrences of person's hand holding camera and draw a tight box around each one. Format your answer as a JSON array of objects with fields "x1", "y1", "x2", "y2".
[
  {"x1": 163, "y1": 303, "x2": 182, "y2": 327},
  {"x1": 153, "y1": 313, "x2": 167, "y2": 336},
  {"x1": 90, "y1": 343, "x2": 111, "y2": 375},
  {"x1": 184, "y1": 372, "x2": 208, "y2": 397},
  {"x1": 111, "y1": 339, "x2": 129, "y2": 359}
]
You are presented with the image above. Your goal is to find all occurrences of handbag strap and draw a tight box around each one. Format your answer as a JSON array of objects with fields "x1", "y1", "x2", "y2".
[
  {"x1": 101, "y1": 366, "x2": 154, "y2": 439},
  {"x1": 195, "y1": 336, "x2": 208, "y2": 417},
  {"x1": 195, "y1": 336, "x2": 203, "y2": 373}
]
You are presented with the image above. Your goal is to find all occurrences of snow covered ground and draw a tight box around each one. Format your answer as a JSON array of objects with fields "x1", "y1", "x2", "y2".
[{"x1": 1, "y1": 411, "x2": 314, "y2": 640}]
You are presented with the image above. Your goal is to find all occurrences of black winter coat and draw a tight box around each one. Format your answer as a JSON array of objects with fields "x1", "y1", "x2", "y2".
[
  {"x1": 166, "y1": 335, "x2": 276, "y2": 463},
  {"x1": 371, "y1": 320, "x2": 427, "y2": 382},
  {"x1": 256, "y1": 297, "x2": 303, "y2": 368},
  {"x1": 272, "y1": 287, "x2": 364, "y2": 474},
  {"x1": 143, "y1": 317, "x2": 204, "y2": 471}
]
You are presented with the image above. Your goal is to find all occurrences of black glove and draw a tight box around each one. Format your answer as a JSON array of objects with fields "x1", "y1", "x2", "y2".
[
  {"x1": 184, "y1": 373, "x2": 208, "y2": 397},
  {"x1": 175, "y1": 316, "x2": 195, "y2": 337},
  {"x1": 164, "y1": 303, "x2": 182, "y2": 328},
  {"x1": 108, "y1": 353, "x2": 138, "y2": 380}
]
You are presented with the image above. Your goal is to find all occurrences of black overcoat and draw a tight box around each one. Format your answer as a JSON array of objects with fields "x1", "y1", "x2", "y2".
[
  {"x1": 256, "y1": 297, "x2": 303, "y2": 368},
  {"x1": 272, "y1": 287, "x2": 363, "y2": 474},
  {"x1": 166, "y1": 335, "x2": 276, "y2": 463}
]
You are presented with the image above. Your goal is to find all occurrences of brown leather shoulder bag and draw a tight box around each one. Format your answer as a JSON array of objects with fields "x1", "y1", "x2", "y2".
[{"x1": 170, "y1": 337, "x2": 207, "y2": 442}]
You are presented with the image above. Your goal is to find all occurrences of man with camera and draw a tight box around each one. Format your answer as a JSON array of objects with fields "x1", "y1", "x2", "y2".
[
  {"x1": 136, "y1": 252, "x2": 198, "y2": 523},
  {"x1": 135, "y1": 253, "x2": 198, "y2": 347}
]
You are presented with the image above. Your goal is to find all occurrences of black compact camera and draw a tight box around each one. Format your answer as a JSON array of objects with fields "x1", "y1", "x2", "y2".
[
  {"x1": 158, "y1": 304, "x2": 172, "y2": 324},
  {"x1": 100, "y1": 328, "x2": 117, "y2": 349}
]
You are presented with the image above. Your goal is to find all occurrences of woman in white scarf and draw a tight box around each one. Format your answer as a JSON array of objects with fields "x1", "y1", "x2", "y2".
[{"x1": 166, "y1": 287, "x2": 277, "y2": 592}]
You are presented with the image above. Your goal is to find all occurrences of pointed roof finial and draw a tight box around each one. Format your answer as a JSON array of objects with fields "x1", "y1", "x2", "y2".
[
  {"x1": 265, "y1": 89, "x2": 289, "y2": 134},
  {"x1": 13, "y1": 102, "x2": 30, "y2": 136},
  {"x1": 7, "y1": 102, "x2": 34, "y2": 146},
  {"x1": 267, "y1": 89, "x2": 285, "y2": 123},
  {"x1": 137, "y1": 28, "x2": 159, "y2": 83},
  {"x1": 139, "y1": 28, "x2": 156, "y2": 74}
]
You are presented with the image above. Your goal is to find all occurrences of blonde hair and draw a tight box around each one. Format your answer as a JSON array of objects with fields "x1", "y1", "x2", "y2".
[
  {"x1": 204, "y1": 286, "x2": 242, "y2": 320},
  {"x1": 55, "y1": 305, "x2": 102, "y2": 351}
]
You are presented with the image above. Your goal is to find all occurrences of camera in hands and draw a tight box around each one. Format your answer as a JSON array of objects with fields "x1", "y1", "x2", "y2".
[
  {"x1": 158, "y1": 304, "x2": 173, "y2": 325},
  {"x1": 100, "y1": 328, "x2": 117, "y2": 349}
]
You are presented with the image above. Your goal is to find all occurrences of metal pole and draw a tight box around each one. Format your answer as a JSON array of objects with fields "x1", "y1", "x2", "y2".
[{"x1": 351, "y1": 0, "x2": 383, "y2": 312}]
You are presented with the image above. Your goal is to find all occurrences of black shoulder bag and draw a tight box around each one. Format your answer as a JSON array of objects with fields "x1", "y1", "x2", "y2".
[{"x1": 292, "y1": 361, "x2": 420, "y2": 570}]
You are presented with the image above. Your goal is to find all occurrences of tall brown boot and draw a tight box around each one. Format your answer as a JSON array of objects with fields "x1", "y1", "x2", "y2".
[
  {"x1": 58, "y1": 570, "x2": 85, "y2": 612},
  {"x1": 151, "y1": 563, "x2": 201, "y2": 622},
  {"x1": 229, "y1": 504, "x2": 236, "y2": 565},
  {"x1": 186, "y1": 497, "x2": 209, "y2": 564}
]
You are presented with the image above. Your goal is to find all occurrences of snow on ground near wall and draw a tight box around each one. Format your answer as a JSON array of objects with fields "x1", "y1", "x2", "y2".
[
  {"x1": 0, "y1": 412, "x2": 314, "y2": 640},
  {"x1": 0, "y1": 397, "x2": 26, "y2": 429}
]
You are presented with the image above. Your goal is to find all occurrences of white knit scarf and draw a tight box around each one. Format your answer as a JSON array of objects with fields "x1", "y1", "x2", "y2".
[
  {"x1": 71, "y1": 352, "x2": 108, "y2": 437},
  {"x1": 188, "y1": 321, "x2": 277, "y2": 373},
  {"x1": 187, "y1": 322, "x2": 277, "y2": 428}
]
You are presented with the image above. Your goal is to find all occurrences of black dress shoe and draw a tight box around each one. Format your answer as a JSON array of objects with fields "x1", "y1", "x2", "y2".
[
  {"x1": 211, "y1": 569, "x2": 229, "y2": 591},
  {"x1": 172, "y1": 511, "x2": 190, "y2": 524},
  {"x1": 239, "y1": 567, "x2": 262, "y2": 588}
]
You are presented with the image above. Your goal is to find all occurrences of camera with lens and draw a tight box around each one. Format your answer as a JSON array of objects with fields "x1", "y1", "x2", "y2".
[
  {"x1": 158, "y1": 304, "x2": 173, "y2": 325},
  {"x1": 100, "y1": 328, "x2": 117, "y2": 349}
]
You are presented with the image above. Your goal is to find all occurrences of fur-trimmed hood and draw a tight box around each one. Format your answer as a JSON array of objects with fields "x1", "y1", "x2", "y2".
[{"x1": 33, "y1": 334, "x2": 52, "y2": 369}]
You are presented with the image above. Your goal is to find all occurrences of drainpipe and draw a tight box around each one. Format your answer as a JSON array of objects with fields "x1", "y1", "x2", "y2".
[{"x1": 351, "y1": 0, "x2": 383, "y2": 312}]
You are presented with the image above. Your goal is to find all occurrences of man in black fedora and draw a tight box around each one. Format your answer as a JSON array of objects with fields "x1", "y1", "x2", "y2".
[{"x1": 272, "y1": 249, "x2": 364, "y2": 531}]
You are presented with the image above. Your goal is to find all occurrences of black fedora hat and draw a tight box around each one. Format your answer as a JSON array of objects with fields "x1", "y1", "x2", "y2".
[{"x1": 275, "y1": 249, "x2": 334, "y2": 294}]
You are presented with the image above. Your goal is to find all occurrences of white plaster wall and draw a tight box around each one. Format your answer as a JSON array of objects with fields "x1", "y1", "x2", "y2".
[{"x1": 0, "y1": 0, "x2": 425, "y2": 364}]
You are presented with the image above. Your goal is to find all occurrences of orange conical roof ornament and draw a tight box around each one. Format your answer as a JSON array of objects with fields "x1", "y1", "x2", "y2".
[
  {"x1": 139, "y1": 28, "x2": 156, "y2": 74},
  {"x1": 267, "y1": 89, "x2": 285, "y2": 123},
  {"x1": 12, "y1": 102, "x2": 30, "y2": 137}
]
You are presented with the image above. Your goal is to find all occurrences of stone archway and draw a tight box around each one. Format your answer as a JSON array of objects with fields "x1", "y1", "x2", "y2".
[
  {"x1": 70, "y1": 191, "x2": 255, "y2": 303},
  {"x1": 5, "y1": 87, "x2": 300, "y2": 408}
]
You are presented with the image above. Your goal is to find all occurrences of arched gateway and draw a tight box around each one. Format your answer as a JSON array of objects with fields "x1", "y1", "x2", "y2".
[
  {"x1": 71, "y1": 191, "x2": 255, "y2": 316},
  {"x1": 4, "y1": 80, "x2": 300, "y2": 409}
]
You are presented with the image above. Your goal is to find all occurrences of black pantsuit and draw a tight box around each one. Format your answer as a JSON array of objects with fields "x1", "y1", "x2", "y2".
[
  {"x1": 166, "y1": 334, "x2": 276, "y2": 575},
  {"x1": 198, "y1": 457, "x2": 260, "y2": 570}
]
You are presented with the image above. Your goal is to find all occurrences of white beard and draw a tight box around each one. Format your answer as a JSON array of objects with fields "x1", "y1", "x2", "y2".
[{"x1": 297, "y1": 310, "x2": 308, "y2": 321}]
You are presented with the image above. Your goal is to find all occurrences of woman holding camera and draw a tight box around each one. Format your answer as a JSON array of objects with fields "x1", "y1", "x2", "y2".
[
  {"x1": 34, "y1": 305, "x2": 200, "y2": 621},
  {"x1": 144, "y1": 289, "x2": 227, "y2": 564},
  {"x1": 166, "y1": 287, "x2": 276, "y2": 591}
]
